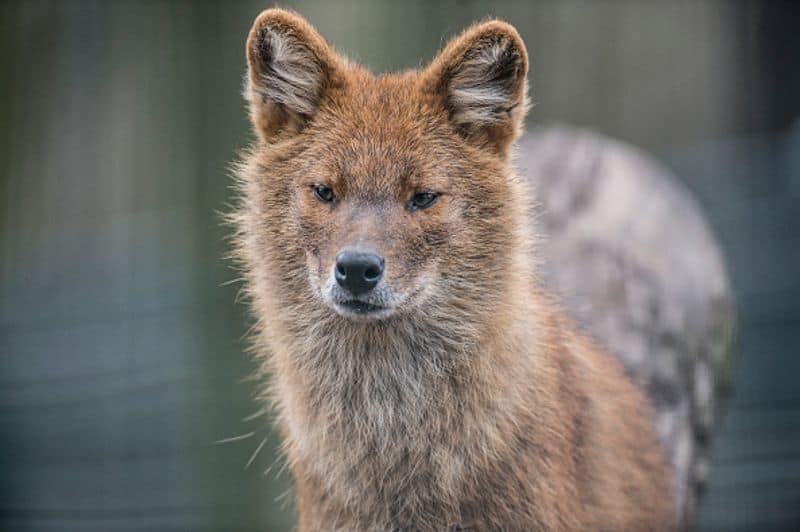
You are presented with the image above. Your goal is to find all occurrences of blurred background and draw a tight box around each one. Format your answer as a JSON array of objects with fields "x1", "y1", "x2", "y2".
[{"x1": 1, "y1": 1, "x2": 798, "y2": 531}]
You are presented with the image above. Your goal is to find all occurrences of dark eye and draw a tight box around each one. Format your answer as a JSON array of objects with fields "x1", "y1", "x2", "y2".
[
  {"x1": 312, "y1": 184, "x2": 335, "y2": 204},
  {"x1": 409, "y1": 192, "x2": 440, "y2": 211}
]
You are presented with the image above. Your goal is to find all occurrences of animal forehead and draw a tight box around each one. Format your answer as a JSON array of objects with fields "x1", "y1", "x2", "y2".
[
  {"x1": 339, "y1": 72, "x2": 429, "y2": 115},
  {"x1": 326, "y1": 74, "x2": 446, "y2": 141},
  {"x1": 326, "y1": 129, "x2": 419, "y2": 180},
  {"x1": 315, "y1": 91, "x2": 454, "y2": 186}
]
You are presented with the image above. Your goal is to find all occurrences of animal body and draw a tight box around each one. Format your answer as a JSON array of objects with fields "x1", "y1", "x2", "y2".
[{"x1": 232, "y1": 8, "x2": 675, "y2": 531}]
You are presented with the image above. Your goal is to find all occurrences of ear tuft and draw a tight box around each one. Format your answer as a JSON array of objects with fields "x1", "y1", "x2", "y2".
[
  {"x1": 245, "y1": 9, "x2": 337, "y2": 140},
  {"x1": 250, "y1": 26, "x2": 323, "y2": 116},
  {"x1": 425, "y1": 21, "x2": 529, "y2": 154},
  {"x1": 448, "y1": 35, "x2": 527, "y2": 125}
]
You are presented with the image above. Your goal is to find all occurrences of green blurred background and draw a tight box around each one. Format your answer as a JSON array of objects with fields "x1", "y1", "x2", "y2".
[{"x1": 1, "y1": 1, "x2": 799, "y2": 531}]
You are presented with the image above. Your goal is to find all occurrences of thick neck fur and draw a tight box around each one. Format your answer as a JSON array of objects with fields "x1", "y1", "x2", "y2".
[{"x1": 244, "y1": 180, "x2": 549, "y2": 529}]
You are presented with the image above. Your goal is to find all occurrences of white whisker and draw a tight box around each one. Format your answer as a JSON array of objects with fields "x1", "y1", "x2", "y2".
[
  {"x1": 263, "y1": 452, "x2": 285, "y2": 478},
  {"x1": 242, "y1": 408, "x2": 267, "y2": 422},
  {"x1": 214, "y1": 431, "x2": 255, "y2": 444},
  {"x1": 245, "y1": 436, "x2": 268, "y2": 469}
]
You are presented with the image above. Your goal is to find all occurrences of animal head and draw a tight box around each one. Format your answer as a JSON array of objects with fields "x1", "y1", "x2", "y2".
[{"x1": 238, "y1": 8, "x2": 531, "y2": 325}]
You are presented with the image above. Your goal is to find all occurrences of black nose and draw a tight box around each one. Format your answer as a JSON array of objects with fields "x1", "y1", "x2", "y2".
[{"x1": 335, "y1": 249, "x2": 385, "y2": 296}]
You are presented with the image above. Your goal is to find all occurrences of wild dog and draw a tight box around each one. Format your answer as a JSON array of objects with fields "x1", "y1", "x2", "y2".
[{"x1": 232, "y1": 8, "x2": 674, "y2": 531}]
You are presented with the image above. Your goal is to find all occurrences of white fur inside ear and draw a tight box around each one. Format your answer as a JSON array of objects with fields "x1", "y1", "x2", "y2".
[
  {"x1": 248, "y1": 27, "x2": 323, "y2": 116},
  {"x1": 448, "y1": 39, "x2": 524, "y2": 126}
]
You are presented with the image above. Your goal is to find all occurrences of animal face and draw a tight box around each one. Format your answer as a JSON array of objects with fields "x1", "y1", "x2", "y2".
[
  {"x1": 241, "y1": 9, "x2": 529, "y2": 322},
  {"x1": 291, "y1": 103, "x2": 460, "y2": 321}
]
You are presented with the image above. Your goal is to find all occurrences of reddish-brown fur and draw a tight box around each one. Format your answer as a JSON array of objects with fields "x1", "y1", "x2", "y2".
[{"x1": 232, "y1": 8, "x2": 674, "y2": 531}]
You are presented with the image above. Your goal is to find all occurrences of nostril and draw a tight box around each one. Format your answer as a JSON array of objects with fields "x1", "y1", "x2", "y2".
[
  {"x1": 364, "y1": 265, "x2": 381, "y2": 281},
  {"x1": 336, "y1": 262, "x2": 346, "y2": 277}
]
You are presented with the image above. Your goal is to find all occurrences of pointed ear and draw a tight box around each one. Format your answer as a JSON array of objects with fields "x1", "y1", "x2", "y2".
[
  {"x1": 423, "y1": 20, "x2": 529, "y2": 156},
  {"x1": 244, "y1": 9, "x2": 340, "y2": 141}
]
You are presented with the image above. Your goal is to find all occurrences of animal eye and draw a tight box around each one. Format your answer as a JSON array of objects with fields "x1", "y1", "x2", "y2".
[
  {"x1": 409, "y1": 192, "x2": 439, "y2": 211},
  {"x1": 312, "y1": 184, "x2": 335, "y2": 204}
]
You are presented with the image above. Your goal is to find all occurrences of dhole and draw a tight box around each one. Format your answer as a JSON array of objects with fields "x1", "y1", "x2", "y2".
[{"x1": 232, "y1": 8, "x2": 674, "y2": 531}]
